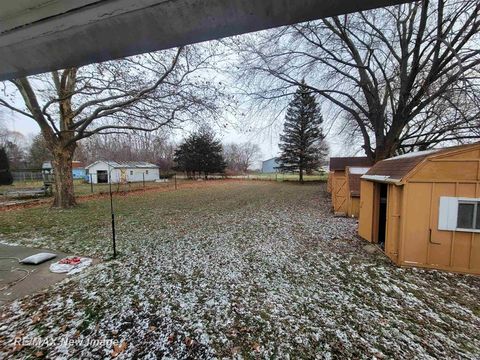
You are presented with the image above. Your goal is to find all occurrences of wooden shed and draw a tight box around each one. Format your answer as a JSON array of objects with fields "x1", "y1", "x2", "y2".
[
  {"x1": 345, "y1": 166, "x2": 371, "y2": 218},
  {"x1": 329, "y1": 157, "x2": 372, "y2": 215},
  {"x1": 358, "y1": 143, "x2": 480, "y2": 275}
]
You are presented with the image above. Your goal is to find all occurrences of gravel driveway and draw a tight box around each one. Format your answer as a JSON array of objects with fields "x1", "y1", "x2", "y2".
[{"x1": 0, "y1": 181, "x2": 478, "y2": 359}]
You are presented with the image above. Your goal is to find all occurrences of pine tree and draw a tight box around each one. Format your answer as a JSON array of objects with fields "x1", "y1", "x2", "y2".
[
  {"x1": 0, "y1": 147, "x2": 14, "y2": 185},
  {"x1": 277, "y1": 81, "x2": 326, "y2": 182},
  {"x1": 174, "y1": 129, "x2": 226, "y2": 179},
  {"x1": 28, "y1": 134, "x2": 52, "y2": 168}
]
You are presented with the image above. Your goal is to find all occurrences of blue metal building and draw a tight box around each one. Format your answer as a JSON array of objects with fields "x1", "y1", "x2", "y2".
[
  {"x1": 42, "y1": 161, "x2": 87, "y2": 180},
  {"x1": 261, "y1": 158, "x2": 280, "y2": 173}
]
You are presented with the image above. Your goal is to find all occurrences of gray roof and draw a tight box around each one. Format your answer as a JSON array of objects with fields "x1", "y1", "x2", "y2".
[{"x1": 86, "y1": 161, "x2": 158, "y2": 169}]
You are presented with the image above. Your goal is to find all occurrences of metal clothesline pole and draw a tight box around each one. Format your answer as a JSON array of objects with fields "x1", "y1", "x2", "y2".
[{"x1": 108, "y1": 165, "x2": 117, "y2": 259}]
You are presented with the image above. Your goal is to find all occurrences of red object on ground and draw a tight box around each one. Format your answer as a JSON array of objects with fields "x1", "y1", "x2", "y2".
[{"x1": 59, "y1": 257, "x2": 82, "y2": 265}]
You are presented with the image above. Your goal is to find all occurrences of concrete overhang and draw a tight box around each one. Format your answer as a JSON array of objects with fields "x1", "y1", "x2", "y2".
[{"x1": 0, "y1": 0, "x2": 409, "y2": 81}]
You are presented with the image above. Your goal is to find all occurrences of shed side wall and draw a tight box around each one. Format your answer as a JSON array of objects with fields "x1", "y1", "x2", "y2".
[
  {"x1": 348, "y1": 197, "x2": 360, "y2": 218},
  {"x1": 400, "y1": 148, "x2": 480, "y2": 274},
  {"x1": 358, "y1": 180, "x2": 374, "y2": 242},
  {"x1": 327, "y1": 172, "x2": 333, "y2": 193},
  {"x1": 402, "y1": 183, "x2": 432, "y2": 265},
  {"x1": 385, "y1": 184, "x2": 402, "y2": 263},
  {"x1": 332, "y1": 171, "x2": 347, "y2": 214}
]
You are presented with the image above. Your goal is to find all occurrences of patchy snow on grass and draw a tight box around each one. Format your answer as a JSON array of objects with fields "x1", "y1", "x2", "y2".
[{"x1": 0, "y1": 182, "x2": 479, "y2": 359}]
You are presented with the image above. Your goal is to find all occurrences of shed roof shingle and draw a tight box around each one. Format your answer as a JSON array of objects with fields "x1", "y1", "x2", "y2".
[
  {"x1": 364, "y1": 153, "x2": 429, "y2": 181},
  {"x1": 329, "y1": 157, "x2": 372, "y2": 171}
]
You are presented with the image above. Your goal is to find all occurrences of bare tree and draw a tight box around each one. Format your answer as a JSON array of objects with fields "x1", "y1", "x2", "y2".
[
  {"x1": 223, "y1": 141, "x2": 261, "y2": 173},
  {"x1": 82, "y1": 129, "x2": 176, "y2": 165},
  {"x1": 229, "y1": 0, "x2": 480, "y2": 161},
  {"x1": 0, "y1": 45, "x2": 225, "y2": 207},
  {"x1": 0, "y1": 117, "x2": 27, "y2": 170}
]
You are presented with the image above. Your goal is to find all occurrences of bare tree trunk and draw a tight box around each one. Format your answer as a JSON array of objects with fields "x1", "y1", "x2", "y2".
[
  {"x1": 52, "y1": 145, "x2": 76, "y2": 208},
  {"x1": 299, "y1": 167, "x2": 304, "y2": 183},
  {"x1": 373, "y1": 129, "x2": 402, "y2": 162},
  {"x1": 373, "y1": 143, "x2": 389, "y2": 162},
  {"x1": 374, "y1": 146, "x2": 394, "y2": 162}
]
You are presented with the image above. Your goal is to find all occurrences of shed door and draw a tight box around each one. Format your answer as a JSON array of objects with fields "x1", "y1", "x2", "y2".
[
  {"x1": 334, "y1": 176, "x2": 347, "y2": 214},
  {"x1": 358, "y1": 180, "x2": 374, "y2": 241}
]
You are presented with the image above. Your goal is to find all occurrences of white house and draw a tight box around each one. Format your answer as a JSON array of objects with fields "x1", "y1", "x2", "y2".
[{"x1": 85, "y1": 161, "x2": 160, "y2": 184}]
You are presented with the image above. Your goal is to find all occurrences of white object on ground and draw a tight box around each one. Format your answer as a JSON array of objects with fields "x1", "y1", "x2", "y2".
[
  {"x1": 20, "y1": 252, "x2": 57, "y2": 264},
  {"x1": 50, "y1": 257, "x2": 92, "y2": 275}
]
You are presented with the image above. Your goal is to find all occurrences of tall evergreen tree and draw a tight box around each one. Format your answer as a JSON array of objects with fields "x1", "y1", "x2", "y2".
[
  {"x1": 0, "y1": 147, "x2": 13, "y2": 185},
  {"x1": 174, "y1": 129, "x2": 226, "y2": 179},
  {"x1": 28, "y1": 134, "x2": 52, "y2": 168},
  {"x1": 277, "y1": 81, "x2": 326, "y2": 182}
]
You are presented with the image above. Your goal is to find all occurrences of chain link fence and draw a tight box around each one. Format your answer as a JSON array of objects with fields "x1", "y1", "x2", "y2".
[{"x1": 0, "y1": 173, "x2": 327, "y2": 207}]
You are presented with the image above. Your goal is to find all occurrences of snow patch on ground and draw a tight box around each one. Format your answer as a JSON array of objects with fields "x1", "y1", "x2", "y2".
[{"x1": 0, "y1": 183, "x2": 478, "y2": 359}]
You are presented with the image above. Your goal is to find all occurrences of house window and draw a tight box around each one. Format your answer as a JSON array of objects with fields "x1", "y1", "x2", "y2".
[
  {"x1": 438, "y1": 197, "x2": 480, "y2": 232},
  {"x1": 457, "y1": 201, "x2": 480, "y2": 230},
  {"x1": 146, "y1": 170, "x2": 149, "y2": 175},
  {"x1": 130, "y1": 170, "x2": 133, "y2": 176}
]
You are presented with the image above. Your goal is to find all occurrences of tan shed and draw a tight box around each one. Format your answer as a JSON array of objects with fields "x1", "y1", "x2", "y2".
[
  {"x1": 329, "y1": 157, "x2": 372, "y2": 216},
  {"x1": 345, "y1": 166, "x2": 371, "y2": 218},
  {"x1": 358, "y1": 143, "x2": 480, "y2": 275}
]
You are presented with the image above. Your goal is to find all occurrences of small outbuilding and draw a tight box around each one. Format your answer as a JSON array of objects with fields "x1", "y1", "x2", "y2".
[
  {"x1": 345, "y1": 166, "x2": 371, "y2": 218},
  {"x1": 328, "y1": 157, "x2": 373, "y2": 215},
  {"x1": 358, "y1": 143, "x2": 480, "y2": 275},
  {"x1": 86, "y1": 161, "x2": 159, "y2": 184},
  {"x1": 42, "y1": 161, "x2": 86, "y2": 180}
]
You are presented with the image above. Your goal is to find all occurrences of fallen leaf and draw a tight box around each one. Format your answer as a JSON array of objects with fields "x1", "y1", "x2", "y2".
[
  {"x1": 184, "y1": 337, "x2": 194, "y2": 347},
  {"x1": 111, "y1": 341, "x2": 127, "y2": 358}
]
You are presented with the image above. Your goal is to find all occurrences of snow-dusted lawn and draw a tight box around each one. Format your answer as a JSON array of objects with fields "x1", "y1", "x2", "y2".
[{"x1": 0, "y1": 181, "x2": 478, "y2": 359}]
